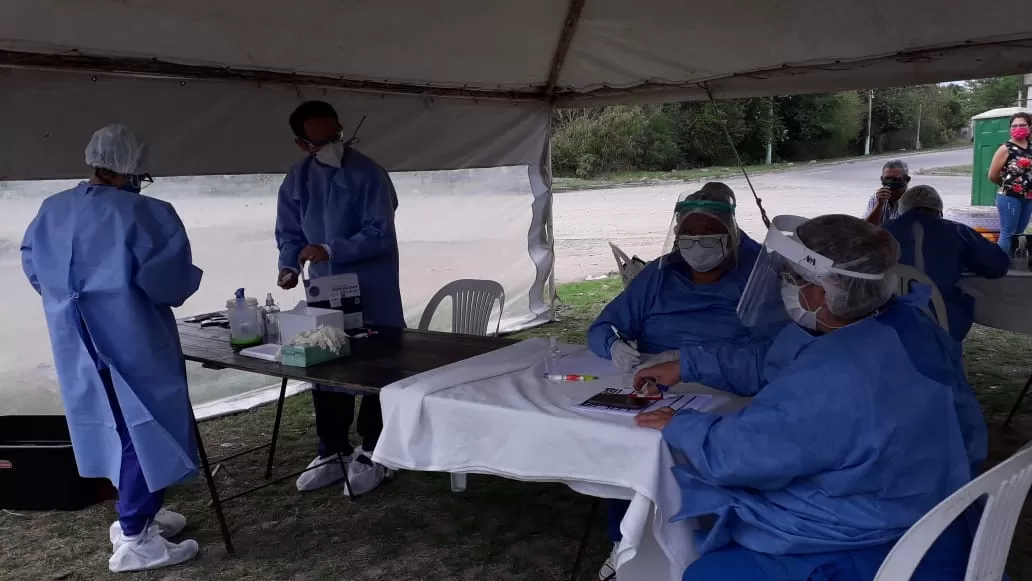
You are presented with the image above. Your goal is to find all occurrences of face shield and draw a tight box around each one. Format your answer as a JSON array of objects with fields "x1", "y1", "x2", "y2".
[
  {"x1": 662, "y1": 198, "x2": 740, "y2": 259},
  {"x1": 736, "y1": 215, "x2": 888, "y2": 328}
]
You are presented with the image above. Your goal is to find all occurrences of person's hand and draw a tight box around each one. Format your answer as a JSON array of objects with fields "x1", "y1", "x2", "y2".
[
  {"x1": 610, "y1": 341, "x2": 641, "y2": 371},
  {"x1": 875, "y1": 187, "x2": 892, "y2": 204},
  {"x1": 299, "y1": 244, "x2": 330, "y2": 265},
  {"x1": 635, "y1": 407, "x2": 675, "y2": 430},
  {"x1": 633, "y1": 361, "x2": 681, "y2": 392},
  {"x1": 277, "y1": 268, "x2": 299, "y2": 290}
]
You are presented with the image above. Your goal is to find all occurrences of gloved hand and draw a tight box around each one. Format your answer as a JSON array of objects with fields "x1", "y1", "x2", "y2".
[{"x1": 610, "y1": 341, "x2": 641, "y2": 371}]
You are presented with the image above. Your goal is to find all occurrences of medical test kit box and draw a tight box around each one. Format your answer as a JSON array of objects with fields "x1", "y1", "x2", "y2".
[{"x1": 303, "y1": 272, "x2": 363, "y2": 329}]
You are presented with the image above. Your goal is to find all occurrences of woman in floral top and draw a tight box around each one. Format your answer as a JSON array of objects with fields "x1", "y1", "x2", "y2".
[{"x1": 990, "y1": 111, "x2": 1032, "y2": 254}]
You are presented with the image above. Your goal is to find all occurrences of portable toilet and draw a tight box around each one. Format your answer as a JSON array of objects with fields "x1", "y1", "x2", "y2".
[{"x1": 971, "y1": 107, "x2": 1032, "y2": 206}]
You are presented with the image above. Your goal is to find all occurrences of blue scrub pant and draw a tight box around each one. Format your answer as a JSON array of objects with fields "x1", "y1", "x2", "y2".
[
  {"x1": 312, "y1": 387, "x2": 382, "y2": 459},
  {"x1": 682, "y1": 520, "x2": 971, "y2": 581},
  {"x1": 607, "y1": 499, "x2": 629, "y2": 542},
  {"x1": 101, "y1": 368, "x2": 164, "y2": 537},
  {"x1": 996, "y1": 194, "x2": 1032, "y2": 254}
]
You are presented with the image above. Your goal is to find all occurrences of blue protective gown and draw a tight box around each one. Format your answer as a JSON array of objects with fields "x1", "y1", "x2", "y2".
[
  {"x1": 588, "y1": 234, "x2": 769, "y2": 358},
  {"x1": 21, "y1": 183, "x2": 203, "y2": 492},
  {"x1": 884, "y1": 210, "x2": 1009, "y2": 341},
  {"x1": 275, "y1": 152, "x2": 404, "y2": 327},
  {"x1": 664, "y1": 299, "x2": 983, "y2": 567}
]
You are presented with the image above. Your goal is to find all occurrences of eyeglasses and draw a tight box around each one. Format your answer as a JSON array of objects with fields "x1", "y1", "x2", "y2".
[
  {"x1": 130, "y1": 174, "x2": 154, "y2": 190},
  {"x1": 302, "y1": 128, "x2": 345, "y2": 148},
  {"x1": 677, "y1": 234, "x2": 726, "y2": 249}
]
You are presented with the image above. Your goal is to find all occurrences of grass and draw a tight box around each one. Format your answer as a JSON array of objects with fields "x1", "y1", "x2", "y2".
[
  {"x1": 917, "y1": 164, "x2": 973, "y2": 176},
  {"x1": 2, "y1": 277, "x2": 1031, "y2": 581},
  {"x1": 553, "y1": 143, "x2": 973, "y2": 192}
]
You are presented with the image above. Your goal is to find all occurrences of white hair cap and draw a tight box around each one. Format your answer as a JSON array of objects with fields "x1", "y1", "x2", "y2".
[{"x1": 85, "y1": 124, "x2": 149, "y2": 175}]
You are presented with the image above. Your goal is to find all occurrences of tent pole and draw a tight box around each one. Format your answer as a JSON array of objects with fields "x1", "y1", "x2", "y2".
[{"x1": 544, "y1": 0, "x2": 588, "y2": 100}]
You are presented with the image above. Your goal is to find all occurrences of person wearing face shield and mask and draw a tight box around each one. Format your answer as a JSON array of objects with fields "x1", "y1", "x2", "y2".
[
  {"x1": 864, "y1": 159, "x2": 911, "y2": 225},
  {"x1": 632, "y1": 214, "x2": 985, "y2": 581},
  {"x1": 275, "y1": 101, "x2": 403, "y2": 495},
  {"x1": 587, "y1": 183, "x2": 769, "y2": 373},
  {"x1": 20, "y1": 124, "x2": 203, "y2": 572},
  {"x1": 588, "y1": 184, "x2": 781, "y2": 581}
]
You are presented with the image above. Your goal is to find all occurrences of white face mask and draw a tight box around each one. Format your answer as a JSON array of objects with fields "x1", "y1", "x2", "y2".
[
  {"x1": 780, "y1": 280, "x2": 818, "y2": 331},
  {"x1": 314, "y1": 140, "x2": 346, "y2": 168},
  {"x1": 678, "y1": 234, "x2": 729, "y2": 272}
]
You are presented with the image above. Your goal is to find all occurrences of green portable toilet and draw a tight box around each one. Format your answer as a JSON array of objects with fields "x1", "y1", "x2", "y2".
[{"x1": 971, "y1": 107, "x2": 1032, "y2": 206}]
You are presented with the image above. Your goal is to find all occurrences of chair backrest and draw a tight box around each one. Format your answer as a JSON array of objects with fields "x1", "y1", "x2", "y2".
[
  {"x1": 417, "y1": 279, "x2": 505, "y2": 336},
  {"x1": 895, "y1": 264, "x2": 949, "y2": 334},
  {"x1": 609, "y1": 242, "x2": 648, "y2": 287},
  {"x1": 873, "y1": 444, "x2": 1032, "y2": 581}
]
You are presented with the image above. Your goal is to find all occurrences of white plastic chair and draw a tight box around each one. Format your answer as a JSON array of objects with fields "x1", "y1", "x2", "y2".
[
  {"x1": 417, "y1": 279, "x2": 505, "y2": 336},
  {"x1": 895, "y1": 263, "x2": 950, "y2": 334},
  {"x1": 874, "y1": 444, "x2": 1032, "y2": 580},
  {"x1": 609, "y1": 242, "x2": 648, "y2": 287},
  {"x1": 417, "y1": 279, "x2": 505, "y2": 492}
]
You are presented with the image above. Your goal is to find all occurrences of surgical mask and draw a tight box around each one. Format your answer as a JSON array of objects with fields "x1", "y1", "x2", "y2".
[
  {"x1": 678, "y1": 234, "x2": 729, "y2": 272},
  {"x1": 315, "y1": 140, "x2": 346, "y2": 168},
  {"x1": 881, "y1": 177, "x2": 907, "y2": 190},
  {"x1": 1013, "y1": 126, "x2": 1030, "y2": 141},
  {"x1": 780, "y1": 280, "x2": 818, "y2": 331}
]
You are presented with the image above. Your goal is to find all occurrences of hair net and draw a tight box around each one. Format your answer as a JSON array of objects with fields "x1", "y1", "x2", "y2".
[
  {"x1": 663, "y1": 182, "x2": 740, "y2": 255},
  {"x1": 85, "y1": 124, "x2": 149, "y2": 175},
  {"x1": 795, "y1": 214, "x2": 900, "y2": 320},
  {"x1": 899, "y1": 185, "x2": 943, "y2": 214}
]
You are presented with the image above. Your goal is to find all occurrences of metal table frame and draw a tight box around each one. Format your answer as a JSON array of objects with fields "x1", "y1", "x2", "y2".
[{"x1": 179, "y1": 319, "x2": 516, "y2": 555}]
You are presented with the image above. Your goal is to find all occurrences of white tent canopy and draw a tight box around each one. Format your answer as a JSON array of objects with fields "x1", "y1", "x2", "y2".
[{"x1": 2, "y1": 0, "x2": 1029, "y2": 416}]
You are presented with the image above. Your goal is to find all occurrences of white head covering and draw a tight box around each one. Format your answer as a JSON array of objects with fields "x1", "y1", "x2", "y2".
[{"x1": 85, "y1": 124, "x2": 149, "y2": 175}]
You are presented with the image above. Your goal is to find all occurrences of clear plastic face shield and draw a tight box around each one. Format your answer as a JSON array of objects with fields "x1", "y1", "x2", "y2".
[
  {"x1": 736, "y1": 215, "x2": 887, "y2": 328},
  {"x1": 661, "y1": 198, "x2": 740, "y2": 260}
]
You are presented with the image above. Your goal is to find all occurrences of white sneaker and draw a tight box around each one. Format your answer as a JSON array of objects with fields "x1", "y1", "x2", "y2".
[
  {"x1": 109, "y1": 508, "x2": 187, "y2": 547},
  {"x1": 108, "y1": 524, "x2": 199, "y2": 573},
  {"x1": 296, "y1": 455, "x2": 348, "y2": 492},
  {"x1": 598, "y1": 542, "x2": 618, "y2": 580},
  {"x1": 343, "y1": 447, "x2": 387, "y2": 497}
]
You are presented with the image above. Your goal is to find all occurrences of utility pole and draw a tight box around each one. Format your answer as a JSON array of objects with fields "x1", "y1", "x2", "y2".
[
  {"x1": 765, "y1": 98, "x2": 774, "y2": 165},
  {"x1": 915, "y1": 101, "x2": 923, "y2": 150},
  {"x1": 1024, "y1": 73, "x2": 1032, "y2": 107},
  {"x1": 864, "y1": 89, "x2": 873, "y2": 156}
]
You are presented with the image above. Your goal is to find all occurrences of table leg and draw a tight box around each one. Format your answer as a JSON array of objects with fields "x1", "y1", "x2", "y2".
[
  {"x1": 569, "y1": 497, "x2": 601, "y2": 581},
  {"x1": 1004, "y1": 371, "x2": 1032, "y2": 428},
  {"x1": 194, "y1": 418, "x2": 235, "y2": 554},
  {"x1": 264, "y1": 377, "x2": 289, "y2": 479}
]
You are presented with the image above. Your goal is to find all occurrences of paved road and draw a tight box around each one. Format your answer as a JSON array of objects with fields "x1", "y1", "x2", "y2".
[{"x1": 553, "y1": 148, "x2": 975, "y2": 281}]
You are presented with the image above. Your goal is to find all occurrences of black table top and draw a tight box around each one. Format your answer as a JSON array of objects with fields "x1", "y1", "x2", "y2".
[{"x1": 178, "y1": 319, "x2": 518, "y2": 396}]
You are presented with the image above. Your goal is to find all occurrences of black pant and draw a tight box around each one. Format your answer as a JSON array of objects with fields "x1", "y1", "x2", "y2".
[{"x1": 312, "y1": 387, "x2": 382, "y2": 458}]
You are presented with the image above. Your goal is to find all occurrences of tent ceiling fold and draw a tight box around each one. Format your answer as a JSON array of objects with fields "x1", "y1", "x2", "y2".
[{"x1": 3, "y1": 0, "x2": 1032, "y2": 104}]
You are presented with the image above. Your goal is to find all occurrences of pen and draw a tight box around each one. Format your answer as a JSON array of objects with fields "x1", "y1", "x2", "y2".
[{"x1": 545, "y1": 374, "x2": 599, "y2": 382}]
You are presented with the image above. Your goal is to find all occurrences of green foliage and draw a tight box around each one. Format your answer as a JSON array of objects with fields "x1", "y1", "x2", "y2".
[{"x1": 552, "y1": 79, "x2": 1005, "y2": 178}]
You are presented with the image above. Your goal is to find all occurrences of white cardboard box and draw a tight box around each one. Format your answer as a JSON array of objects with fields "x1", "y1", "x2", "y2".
[{"x1": 278, "y1": 304, "x2": 346, "y2": 345}]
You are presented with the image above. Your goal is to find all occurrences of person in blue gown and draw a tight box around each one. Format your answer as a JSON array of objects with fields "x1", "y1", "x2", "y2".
[
  {"x1": 21, "y1": 124, "x2": 202, "y2": 573},
  {"x1": 588, "y1": 184, "x2": 767, "y2": 371},
  {"x1": 591, "y1": 184, "x2": 779, "y2": 580},
  {"x1": 883, "y1": 185, "x2": 1009, "y2": 342},
  {"x1": 634, "y1": 214, "x2": 983, "y2": 581},
  {"x1": 275, "y1": 101, "x2": 403, "y2": 495}
]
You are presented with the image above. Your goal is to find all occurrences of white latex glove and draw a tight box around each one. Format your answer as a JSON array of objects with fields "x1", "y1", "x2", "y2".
[{"x1": 610, "y1": 341, "x2": 642, "y2": 372}]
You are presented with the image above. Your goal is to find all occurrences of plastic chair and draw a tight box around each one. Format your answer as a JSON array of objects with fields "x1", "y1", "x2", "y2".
[
  {"x1": 417, "y1": 279, "x2": 505, "y2": 493},
  {"x1": 609, "y1": 242, "x2": 648, "y2": 287},
  {"x1": 873, "y1": 443, "x2": 1032, "y2": 580},
  {"x1": 895, "y1": 264, "x2": 949, "y2": 334},
  {"x1": 417, "y1": 279, "x2": 505, "y2": 336}
]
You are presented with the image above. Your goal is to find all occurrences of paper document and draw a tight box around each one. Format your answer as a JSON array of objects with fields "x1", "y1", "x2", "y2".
[{"x1": 576, "y1": 388, "x2": 712, "y2": 416}]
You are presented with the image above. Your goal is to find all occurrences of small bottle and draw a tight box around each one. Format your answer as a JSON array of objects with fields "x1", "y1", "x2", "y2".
[
  {"x1": 262, "y1": 293, "x2": 281, "y2": 344},
  {"x1": 546, "y1": 336, "x2": 563, "y2": 381}
]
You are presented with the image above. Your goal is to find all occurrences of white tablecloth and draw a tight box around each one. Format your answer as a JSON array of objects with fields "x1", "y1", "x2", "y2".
[
  {"x1": 371, "y1": 338, "x2": 744, "y2": 581},
  {"x1": 959, "y1": 270, "x2": 1032, "y2": 335}
]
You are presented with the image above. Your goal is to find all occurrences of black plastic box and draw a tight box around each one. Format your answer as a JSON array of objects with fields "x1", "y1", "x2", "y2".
[{"x1": 0, "y1": 415, "x2": 115, "y2": 510}]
